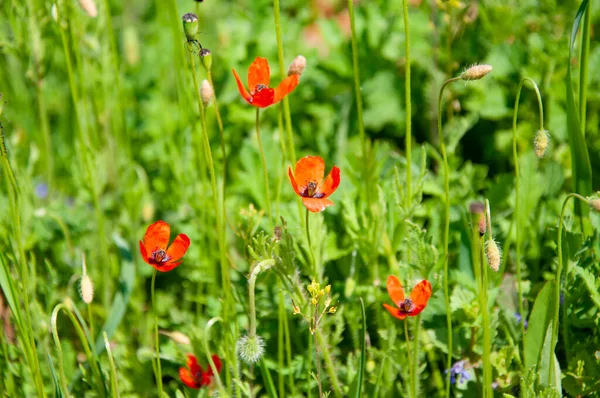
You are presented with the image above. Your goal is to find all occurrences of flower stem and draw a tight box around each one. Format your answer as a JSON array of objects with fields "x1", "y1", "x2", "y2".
[
  {"x1": 402, "y1": 0, "x2": 412, "y2": 203},
  {"x1": 255, "y1": 108, "x2": 274, "y2": 229},
  {"x1": 579, "y1": 1, "x2": 592, "y2": 137},
  {"x1": 511, "y1": 77, "x2": 544, "y2": 361},
  {"x1": 404, "y1": 320, "x2": 415, "y2": 398},
  {"x1": 550, "y1": 193, "x2": 589, "y2": 382},
  {"x1": 437, "y1": 76, "x2": 461, "y2": 398},
  {"x1": 481, "y1": 200, "x2": 493, "y2": 398},
  {"x1": 313, "y1": 305, "x2": 324, "y2": 398},
  {"x1": 151, "y1": 270, "x2": 163, "y2": 395},
  {"x1": 315, "y1": 328, "x2": 343, "y2": 397},
  {"x1": 306, "y1": 208, "x2": 317, "y2": 275}
]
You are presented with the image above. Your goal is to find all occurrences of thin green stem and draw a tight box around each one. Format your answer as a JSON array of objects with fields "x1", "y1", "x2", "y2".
[
  {"x1": 315, "y1": 328, "x2": 343, "y2": 397},
  {"x1": 481, "y1": 200, "x2": 493, "y2": 398},
  {"x1": 550, "y1": 193, "x2": 588, "y2": 382},
  {"x1": 402, "y1": 0, "x2": 412, "y2": 203},
  {"x1": 404, "y1": 320, "x2": 414, "y2": 398},
  {"x1": 272, "y1": 0, "x2": 296, "y2": 164},
  {"x1": 579, "y1": 1, "x2": 592, "y2": 137},
  {"x1": 306, "y1": 208, "x2": 316, "y2": 275},
  {"x1": 248, "y1": 260, "x2": 275, "y2": 338},
  {"x1": 437, "y1": 76, "x2": 460, "y2": 398},
  {"x1": 103, "y1": 332, "x2": 121, "y2": 398},
  {"x1": 511, "y1": 77, "x2": 544, "y2": 359},
  {"x1": 256, "y1": 108, "x2": 274, "y2": 229},
  {"x1": 313, "y1": 308, "x2": 324, "y2": 398},
  {"x1": 412, "y1": 315, "x2": 420, "y2": 397},
  {"x1": 87, "y1": 303, "x2": 95, "y2": 345},
  {"x1": 151, "y1": 270, "x2": 163, "y2": 395}
]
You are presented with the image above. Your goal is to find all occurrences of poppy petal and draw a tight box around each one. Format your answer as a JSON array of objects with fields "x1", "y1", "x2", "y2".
[
  {"x1": 211, "y1": 355, "x2": 222, "y2": 374},
  {"x1": 288, "y1": 167, "x2": 301, "y2": 196},
  {"x1": 167, "y1": 233, "x2": 191, "y2": 262},
  {"x1": 250, "y1": 88, "x2": 275, "y2": 108},
  {"x1": 320, "y1": 165, "x2": 340, "y2": 198},
  {"x1": 409, "y1": 280, "x2": 432, "y2": 316},
  {"x1": 294, "y1": 156, "x2": 325, "y2": 191},
  {"x1": 302, "y1": 197, "x2": 334, "y2": 213},
  {"x1": 383, "y1": 303, "x2": 406, "y2": 320},
  {"x1": 386, "y1": 275, "x2": 405, "y2": 306},
  {"x1": 273, "y1": 73, "x2": 300, "y2": 104},
  {"x1": 153, "y1": 260, "x2": 182, "y2": 273},
  {"x1": 143, "y1": 221, "x2": 171, "y2": 252},
  {"x1": 186, "y1": 354, "x2": 203, "y2": 375},
  {"x1": 232, "y1": 69, "x2": 252, "y2": 103},
  {"x1": 248, "y1": 57, "x2": 270, "y2": 90},
  {"x1": 179, "y1": 367, "x2": 201, "y2": 389},
  {"x1": 139, "y1": 240, "x2": 150, "y2": 265}
]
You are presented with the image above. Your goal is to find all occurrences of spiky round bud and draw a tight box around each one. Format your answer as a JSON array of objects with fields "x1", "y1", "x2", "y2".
[
  {"x1": 77, "y1": 0, "x2": 98, "y2": 17},
  {"x1": 485, "y1": 239, "x2": 501, "y2": 272},
  {"x1": 79, "y1": 274, "x2": 94, "y2": 304},
  {"x1": 200, "y1": 48, "x2": 212, "y2": 71},
  {"x1": 288, "y1": 55, "x2": 307, "y2": 76},
  {"x1": 460, "y1": 64, "x2": 492, "y2": 81},
  {"x1": 589, "y1": 198, "x2": 600, "y2": 212},
  {"x1": 201, "y1": 80, "x2": 213, "y2": 106},
  {"x1": 534, "y1": 130, "x2": 550, "y2": 158},
  {"x1": 182, "y1": 13, "x2": 199, "y2": 41},
  {"x1": 236, "y1": 335, "x2": 265, "y2": 364}
]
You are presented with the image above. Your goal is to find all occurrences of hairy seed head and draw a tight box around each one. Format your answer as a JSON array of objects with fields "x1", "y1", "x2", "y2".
[
  {"x1": 589, "y1": 198, "x2": 600, "y2": 212},
  {"x1": 236, "y1": 335, "x2": 265, "y2": 364},
  {"x1": 79, "y1": 274, "x2": 94, "y2": 304},
  {"x1": 485, "y1": 240, "x2": 501, "y2": 272},
  {"x1": 534, "y1": 129, "x2": 550, "y2": 158}
]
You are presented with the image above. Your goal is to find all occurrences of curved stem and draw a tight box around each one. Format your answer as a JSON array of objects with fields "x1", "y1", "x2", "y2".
[
  {"x1": 402, "y1": 0, "x2": 412, "y2": 203},
  {"x1": 437, "y1": 76, "x2": 460, "y2": 397},
  {"x1": 306, "y1": 208, "x2": 316, "y2": 275},
  {"x1": 151, "y1": 270, "x2": 163, "y2": 395},
  {"x1": 248, "y1": 259, "x2": 275, "y2": 338},
  {"x1": 256, "y1": 108, "x2": 274, "y2": 229},
  {"x1": 511, "y1": 77, "x2": 544, "y2": 359},
  {"x1": 550, "y1": 193, "x2": 588, "y2": 382}
]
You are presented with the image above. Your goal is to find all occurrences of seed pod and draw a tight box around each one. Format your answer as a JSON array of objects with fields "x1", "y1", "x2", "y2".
[
  {"x1": 485, "y1": 239, "x2": 501, "y2": 272},
  {"x1": 589, "y1": 198, "x2": 600, "y2": 212},
  {"x1": 200, "y1": 48, "x2": 212, "y2": 72},
  {"x1": 460, "y1": 64, "x2": 492, "y2": 81},
  {"x1": 236, "y1": 335, "x2": 265, "y2": 364},
  {"x1": 201, "y1": 80, "x2": 213, "y2": 106},
  {"x1": 534, "y1": 129, "x2": 550, "y2": 158},
  {"x1": 288, "y1": 55, "x2": 307, "y2": 76},
  {"x1": 181, "y1": 13, "x2": 199, "y2": 41}
]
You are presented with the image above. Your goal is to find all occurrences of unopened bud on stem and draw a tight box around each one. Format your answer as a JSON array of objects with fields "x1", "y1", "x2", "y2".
[
  {"x1": 200, "y1": 48, "x2": 212, "y2": 71},
  {"x1": 182, "y1": 13, "x2": 199, "y2": 41},
  {"x1": 201, "y1": 80, "x2": 213, "y2": 106},
  {"x1": 534, "y1": 129, "x2": 550, "y2": 158},
  {"x1": 288, "y1": 55, "x2": 307, "y2": 76},
  {"x1": 77, "y1": 0, "x2": 98, "y2": 17},
  {"x1": 461, "y1": 64, "x2": 492, "y2": 81}
]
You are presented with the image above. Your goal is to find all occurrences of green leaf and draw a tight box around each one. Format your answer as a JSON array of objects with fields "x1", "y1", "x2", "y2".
[
  {"x1": 566, "y1": 0, "x2": 593, "y2": 219},
  {"x1": 524, "y1": 281, "x2": 556, "y2": 381},
  {"x1": 572, "y1": 265, "x2": 600, "y2": 309},
  {"x1": 0, "y1": 254, "x2": 23, "y2": 333}
]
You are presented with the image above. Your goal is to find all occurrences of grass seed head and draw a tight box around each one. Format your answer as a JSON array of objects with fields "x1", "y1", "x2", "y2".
[
  {"x1": 288, "y1": 55, "x2": 307, "y2": 76},
  {"x1": 485, "y1": 239, "x2": 501, "y2": 272},
  {"x1": 460, "y1": 64, "x2": 492, "y2": 81},
  {"x1": 182, "y1": 13, "x2": 199, "y2": 41},
  {"x1": 534, "y1": 129, "x2": 550, "y2": 158},
  {"x1": 236, "y1": 335, "x2": 265, "y2": 364},
  {"x1": 77, "y1": 0, "x2": 98, "y2": 18},
  {"x1": 201, "y1": 79, "x2": 213, "y2": 106}
]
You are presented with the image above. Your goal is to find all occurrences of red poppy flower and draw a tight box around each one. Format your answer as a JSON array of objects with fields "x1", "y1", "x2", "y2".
[
  {"x1": 232, "y1": 57, "x2": 299, "y2": 108},
  {"x1": 383, "y1": 276, "x2": 432, "y2": 320},
  {"x1": 139, "y1": 220, "x2": 190, "y2": 272},
  {"x1": 288, "y1": 156, "x2": 340, "y2": 213},
  {"x1": 179, "y1": 353, "x2": 222, "y2": 389}
]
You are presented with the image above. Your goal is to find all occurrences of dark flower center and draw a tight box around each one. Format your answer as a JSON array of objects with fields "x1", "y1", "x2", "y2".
[
  {"x1": 301, "y1": 181, "x2": 325, "y2": 198},
  {"x1": 151, "y1": 249, "x2": 170, "y2": 264},
  {"x1": 399, "y1": 298, "x2": 413, "y2": 314},
  {"x1": 255, "y1": 84, "x2": 267, "y2": 92}
]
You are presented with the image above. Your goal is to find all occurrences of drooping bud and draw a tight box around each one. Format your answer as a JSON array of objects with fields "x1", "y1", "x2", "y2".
[
  {"x1": 287, "y1": 55, "x2": 307, "y2": 76},
  {"x1": 533, "y1": 129, "x2": 550, "y2": 158},
  {"x1": 589, "y1": 198, "x2": 600, "y2": 212},
  {"x1": 181, "y1": 13, "x2": 199, "y2": 42},
  {"x1": 200, "y1": 80, "x2": 213, "y2": 106},
  {"x1": 79, "y1": 254, "x2": 94, "y2": 304},
  {"x1": 159, "y1": 330, "x2": 191, "y2": 345},
  {"x1": 469, "y1": 201, "x2": 486, "y2": 236},
  {"x1": 77, "y1": 0, "x2": 98, "y2": 18},
  {"x1": 460, "y1": 64, "x2": 493, "y2": 81},
  {"x1": 200, "y1": 48, "x2": 212, "y2": 71},
  {"x1": 236, "y1": 335, "x2": 265, "y2": 364},
  {"x1": 485, "y1": 239, "x2": 501, "y2": 272}
]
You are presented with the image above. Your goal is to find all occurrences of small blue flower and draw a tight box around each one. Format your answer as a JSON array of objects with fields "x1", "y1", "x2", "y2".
[
  {"x1": 515, "y1": 312, "x2": 528, "y2": 330},
  {"x1": 35, "y1": 183, "x2": 48, "y2": 199},
  {"x1": 445, "y1": 360, "x2": 470, "y2": 384}
]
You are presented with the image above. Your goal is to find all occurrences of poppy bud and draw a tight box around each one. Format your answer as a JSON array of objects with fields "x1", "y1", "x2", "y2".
[
  {"x1": 288, "y1": 55, "x2": 307, "y2": 76},
  {"x1": 460, "y1": 64, "x2": 492, "y2": 81},
  {"x1": 201, "y1": 79, "x2": 213, "y2": 106},
  {"x1": 236, "y1": 335, "x2": 265, "y2": 364},
  {"x1": 274, "y1": 226, "x2": 282, "y2": 241},
  {"x1": 77, "y1": 0, "x2": 98, "y2": 17},
  {"x1": 200, "y1": 48, "x2": 212, "y2": 71},
  {"x1": 589, "y1": 198, "x2": 600, "y2": 212},
  {"x1": 142, "y1": 201, "x2": 155, "y2": 223},
  {"x1": 181, "y1": 13, "x2": 199, "y2": 41},
  {"x1": 51, "y1": 4, "x2": 58, "y2": 21},
  {"x1": 160, "y1": 330, "x2": 191, "y2": 345},
  {"x1": 533, "y1": 129, "x2": 550, "y2": 158},
  {"x1": 124, "y1": 27, "x2": 140, "y2": 67},
  {"x1": 485, "y1": 239, "x2": 501, "y2": 272},
  {"x1": 79, "y1": 274, "x2": 94, "y2": 304},
  {"x1": 478, "y1": 216, "x2": 486, "y2": 237}
]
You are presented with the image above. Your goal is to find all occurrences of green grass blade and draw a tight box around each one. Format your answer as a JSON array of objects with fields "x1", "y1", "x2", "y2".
[
  {"x1": 355, "y1": 297, "x2": 366, "y2": 398},
  {"x1": 566, "y1": 0, "x2": 593, "y2": 221},
  {"x1": 47, "y1": 352, "x2": 67, "y2": 398},
  {"x1": 259, "y1": 358, "x2": 279, "y2": 398}
]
